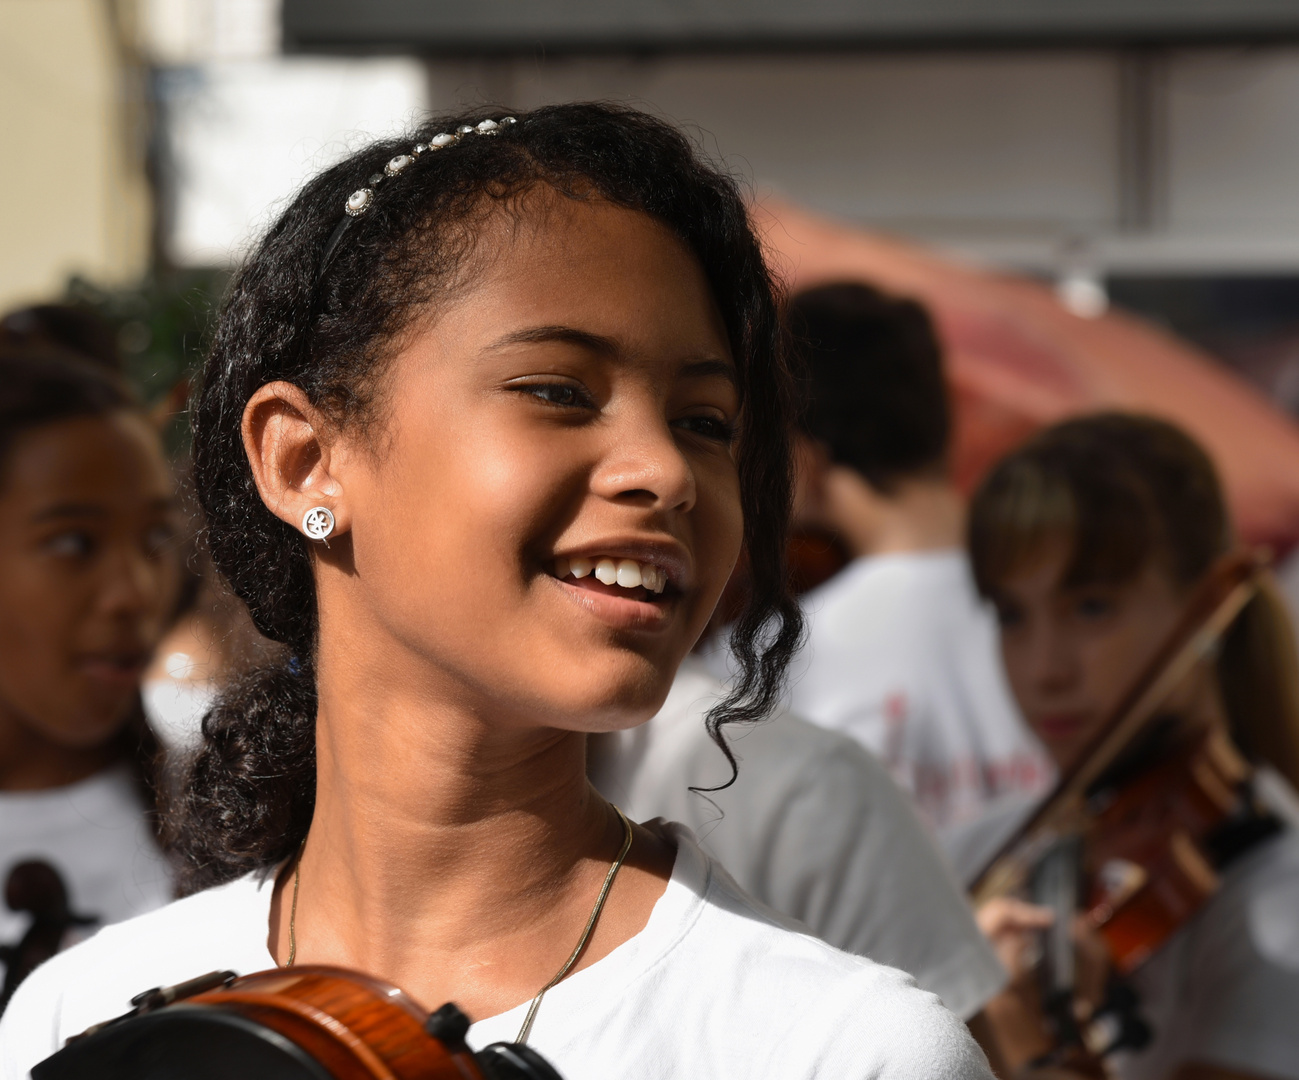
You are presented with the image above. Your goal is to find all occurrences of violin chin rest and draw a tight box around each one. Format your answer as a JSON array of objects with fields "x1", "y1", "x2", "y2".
[
  {"x1": 476, "y1": 1042, "x2": 565, "y2": 1080},
  {"x1": 32, "y1": 1015, "x2": 567, "y2": 1080},
  {"x1": 31, "y1": 1007, "x2": 330, "y2": 1080}
]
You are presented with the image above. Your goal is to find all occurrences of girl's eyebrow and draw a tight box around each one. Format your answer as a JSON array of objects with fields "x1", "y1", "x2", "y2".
[
  {"x1": 485, "y1": 325, "x2": 618, "y2": 355},
  {"x1": 680, "y1": 359, "x2": 737, "y2": 387},
  {"x1": 32, "y1": 496, "x2": 179, "y2": 523},
  {"x1": 32, "y1": 502, "x2": 110, "y2": 522},
  {"x1": 484, "y1": 326, "x2": 737, "y2": 385}
]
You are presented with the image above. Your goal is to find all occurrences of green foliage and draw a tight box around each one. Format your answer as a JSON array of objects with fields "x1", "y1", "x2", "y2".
[{"x1": 62, "y1": 269, "x2": 230, "y2": 454}]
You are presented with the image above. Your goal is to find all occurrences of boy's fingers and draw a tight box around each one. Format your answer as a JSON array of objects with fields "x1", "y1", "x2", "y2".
[{"x1": 977, "y1": 897, "x2": 1057, "y2": 937}]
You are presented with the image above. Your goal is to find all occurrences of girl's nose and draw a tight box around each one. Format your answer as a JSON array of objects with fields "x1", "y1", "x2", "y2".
[
  {"x1": 590, "y1": 409, "x2": 696, "y2": 514},
  {"x1": 96, "y1": 542, "x2": 171, "y2": 622},
  {"x1": 1029, "y1": 622, "x2": 1078, "y2": 694}
]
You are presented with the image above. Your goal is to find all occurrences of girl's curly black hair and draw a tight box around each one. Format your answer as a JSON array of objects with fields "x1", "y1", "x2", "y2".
[{"x1": 174, "y1": 102, "x2": 803, "y2": 891}]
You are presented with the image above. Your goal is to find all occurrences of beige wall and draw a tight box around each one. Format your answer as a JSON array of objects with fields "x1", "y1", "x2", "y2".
[{"x1": 0, "y1": 0, "x2": 150, "y2": 311}]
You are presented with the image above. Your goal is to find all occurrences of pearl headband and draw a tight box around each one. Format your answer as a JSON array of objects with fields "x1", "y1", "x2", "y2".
[{"x1": 318, "y1": 116, "x2": 517, "y2": 272}]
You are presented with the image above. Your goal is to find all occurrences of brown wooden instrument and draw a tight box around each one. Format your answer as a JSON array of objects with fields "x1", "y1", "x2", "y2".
[
  {"x1": 786, "y1": 526, "x2": 851, "y2": 596},
  {"x1": 0, "y1": 861, "x2": 96, "y2": 1014},
  {"x1": 33, "y1": 966, "x2": 562, "y2": 1080}
]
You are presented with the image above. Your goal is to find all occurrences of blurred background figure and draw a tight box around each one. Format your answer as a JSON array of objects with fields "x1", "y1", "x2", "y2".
[
  {"x1": 956, "y1": 414, "x2": 1299, "y2": 1080},
  {"x1": 780, "y1": 283, "x2": 1052, "y2": 827},
  {"x1": 590, "y1": 657, "x2": 1008, "y2": 1024},
  {"x1": 0, "y1": 347, "x2": 181, "y2": 1008},
  {"x1": 140, "y1": 552, "x2": 279, "y2": 754},
  {"x1": 0, "y1": 307, "x2": 124, "y2": 373}
]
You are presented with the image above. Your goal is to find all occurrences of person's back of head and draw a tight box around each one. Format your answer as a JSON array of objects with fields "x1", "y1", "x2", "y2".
[
  {"x1": 790, "y1": 282, "x2": 949, "y2": 493},
  {"x1": 0, "y1": 306, "x2": 122, "y2": 373}
]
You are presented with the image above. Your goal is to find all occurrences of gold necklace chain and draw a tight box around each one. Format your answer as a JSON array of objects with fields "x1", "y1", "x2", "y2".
[{"x1": 284, "y1": 804, "x2": 635, "y2": 1045}]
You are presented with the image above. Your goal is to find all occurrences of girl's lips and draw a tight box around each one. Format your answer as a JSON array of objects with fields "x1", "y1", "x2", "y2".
[
  {"x1": 552, "y1": 574, "x2": 675, "y2": 631},
  {"x1": 1033, "y1": 712, "x2": 1094, "y2": 744},
  {"x1": 77, "y1": 655, "x2": 149, "y2": 690}
]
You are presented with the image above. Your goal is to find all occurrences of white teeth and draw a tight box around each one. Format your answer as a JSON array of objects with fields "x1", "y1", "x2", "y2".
[{"x1": 556, "y1": 555, "x2": 667, "y2": 594}]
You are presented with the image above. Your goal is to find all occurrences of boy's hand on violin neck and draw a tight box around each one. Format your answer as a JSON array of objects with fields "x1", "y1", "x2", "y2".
[
  {"x1": 976, "y1": 897, "x2": 1117, "y2": 1080},
  {"x1": 977, "y1": 897, "x2": 1054, "y2": 976}
]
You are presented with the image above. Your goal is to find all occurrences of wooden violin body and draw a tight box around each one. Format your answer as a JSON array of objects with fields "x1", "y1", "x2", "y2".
[
  {"x1": 33, "y1": 966, "x2": 563, "y2": 1080},
  {"x1": 1082, "y1": 727, "x2": 1258, "y2": 973},
  {"x1": 786, "y1": 527, "x2": 851, "y2": 596}
]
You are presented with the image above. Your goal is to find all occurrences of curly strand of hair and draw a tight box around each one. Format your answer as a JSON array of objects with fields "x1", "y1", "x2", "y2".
[{"x1": 167, "y1": 659, "x2": 318, "y2": 893}]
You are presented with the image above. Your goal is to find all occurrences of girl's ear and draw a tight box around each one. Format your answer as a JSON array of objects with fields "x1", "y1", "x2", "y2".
[{"x1": 242, "y1": 381, "x2": 351, "y2": 537}]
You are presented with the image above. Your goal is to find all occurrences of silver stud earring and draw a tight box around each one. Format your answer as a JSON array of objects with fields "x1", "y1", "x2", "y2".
[{"x1": 302, "y1": 506, "x2": 335, "y2": 542}]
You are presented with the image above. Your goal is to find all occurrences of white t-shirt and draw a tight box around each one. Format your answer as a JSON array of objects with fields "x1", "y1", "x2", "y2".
[
  {"x1": 0, "y1": 767, "x2": 172, "y2": 979},
  {"x1": 0, "y1": 822, "x2": 993, "y2": 1080},
  {"x1": 709, "y1": 550, "x2": 1053, "y2": 828},
  {"x1": 939, "y1": 773, "x2": 1299, "y2": 1080},
  {"x1": 589, "y1": 659, "x2": 1006, "y2": 1020}
]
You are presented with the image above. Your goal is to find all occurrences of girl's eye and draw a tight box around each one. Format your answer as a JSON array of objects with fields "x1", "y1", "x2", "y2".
[
  {"x1": 144, "y1": 524, "x2": 177, "y2": 559},
  {"x1": 1073, "y1": 594, "x2": 1115, "y2": 620},
  {"x1": 674, "y1": 414, "x2": 736, "y2": 443},
  {"x1": 515, "y1": 382, "x2": 592, "y2": 409},
  {"x1": 995, "y1": 602, "x2": 1024, "y2": 629},
  {"x1": 44, "y1": 530, "x2": 95, "y2": 560}
]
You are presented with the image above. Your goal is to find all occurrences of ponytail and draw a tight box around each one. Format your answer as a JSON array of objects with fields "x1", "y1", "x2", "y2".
[
  {"x1": 1219, "y1": 577, "x2": 1299, "y2": 791},
  {"x1": 167, "y1": 659, "x2": 317, "y2": 893}
]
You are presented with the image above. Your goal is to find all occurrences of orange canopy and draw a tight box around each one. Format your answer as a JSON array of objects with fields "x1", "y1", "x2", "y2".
[{"x1": 753, "y1": 198, "x2": 1299, "y2": 553}]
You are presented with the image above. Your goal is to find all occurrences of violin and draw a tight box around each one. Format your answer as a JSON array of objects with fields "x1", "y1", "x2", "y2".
[
  {"x1": 0, "y1": 861, "x2": 96, "y2": 1014},
  {"x1": 973, "y1": 551, "x2": 1283, "y2": 1061},
  {"x1": 33, "y1": 966, "x2": 563, "y2": 1080},
  {"x1": 786, "y1": 526, "x2": 851, "y2": 596}
]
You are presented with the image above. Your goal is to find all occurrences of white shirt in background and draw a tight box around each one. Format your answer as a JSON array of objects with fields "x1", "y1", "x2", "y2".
[
  {"x1": 589, "y1": 659, "x2": 1006, "y2": 1020},
  {"x1": 0, "y1": 822, "x2": 993, "y2": 1080},
  {"x1": 0, "y1": 766, "x2": 172, "y2": 982},
  {"x1": 939, "y1": 771, "x2": 1299, "y2": 1080},
  {"x1": 141, "y1": 677, "x2": 213, "y2": 752},
  {"x1": 711, "y1": 550, "x2": 1053, "y2": 828}
]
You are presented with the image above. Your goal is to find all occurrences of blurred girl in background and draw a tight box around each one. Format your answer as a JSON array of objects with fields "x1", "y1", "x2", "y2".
[
  {"x1": 0, "y1": 348, "x2": 179, "y2": 1008},
  {"x1": 962, "y1": 413, "x2": 1299, "y2": 1080}
]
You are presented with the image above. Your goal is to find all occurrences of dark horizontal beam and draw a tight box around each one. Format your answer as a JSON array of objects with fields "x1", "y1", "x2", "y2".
[{"x1": 283, "y1": 0, "x2": 1299, "y2": 56}]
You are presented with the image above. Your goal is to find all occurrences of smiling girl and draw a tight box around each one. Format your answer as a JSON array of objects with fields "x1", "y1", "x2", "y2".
[{"x1": 0, "y1": 105, "x2": 989, "y2": 1079}]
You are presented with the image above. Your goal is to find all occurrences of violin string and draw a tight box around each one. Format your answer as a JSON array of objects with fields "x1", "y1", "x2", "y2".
[{"x1": 282, "y1": 805, "x2": 636, "y2": 1046}]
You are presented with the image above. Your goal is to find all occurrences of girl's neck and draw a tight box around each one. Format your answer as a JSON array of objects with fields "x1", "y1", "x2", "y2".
[
  {"x1": 822, "y1": 467, "x2": 966, "y2": 560},
  {"x1": 308, "y1": 686, "x2": 608, "y2": 923},
  {"x1": 274, "y1": 628, "x2": 674, "y2": 1019}
]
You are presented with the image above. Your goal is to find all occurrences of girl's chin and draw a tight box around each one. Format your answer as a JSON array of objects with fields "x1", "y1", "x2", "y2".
[{"x1": 42, "y1": 712, "x2": 131, "y2": 753}]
